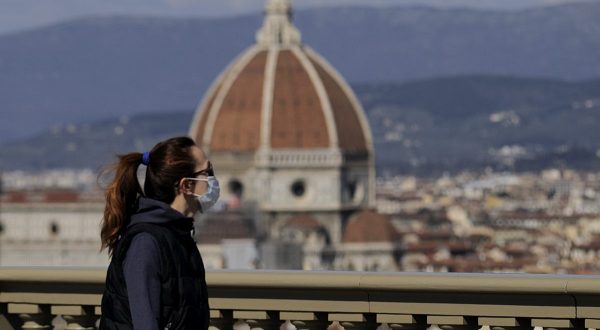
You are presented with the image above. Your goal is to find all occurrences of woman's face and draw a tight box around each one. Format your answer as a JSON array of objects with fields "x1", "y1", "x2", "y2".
[
  {"x1": 188, "y1": 146, "x2": 210, "y2": 196},
  {"x1": 183, "y1": 145, "x2": 222, "y2": 215}
]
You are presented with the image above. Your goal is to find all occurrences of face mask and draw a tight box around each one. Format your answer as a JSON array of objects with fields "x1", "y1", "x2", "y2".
[{"x1": 192, "y1": 176, "x2": 220, "y2": 213}]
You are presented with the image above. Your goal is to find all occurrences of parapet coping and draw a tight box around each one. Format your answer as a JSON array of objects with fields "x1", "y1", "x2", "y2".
[{"x1": 0, "y1": 268, "x2": 599, "y2": 295}]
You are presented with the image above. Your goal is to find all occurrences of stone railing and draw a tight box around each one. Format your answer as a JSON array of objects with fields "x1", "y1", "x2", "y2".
[{"x1": 1, "y1": 268, "x2": 600, "y2": 330}]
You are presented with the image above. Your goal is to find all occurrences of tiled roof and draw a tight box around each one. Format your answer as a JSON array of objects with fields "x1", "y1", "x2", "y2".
[
  {"x1": 190, "y1": 46, "x2": 371, "y2": 154},
  {"x1": 195, "y1": 212, "x2": 255, "y2": 245},
  {"x1": 343, "y1": 210, "x2": 398, "y2": 243}
]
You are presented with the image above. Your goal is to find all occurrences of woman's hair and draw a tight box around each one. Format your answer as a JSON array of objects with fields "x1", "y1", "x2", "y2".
[{"x1": 100, "y1": 136, "x2": 197, "y2": 256}]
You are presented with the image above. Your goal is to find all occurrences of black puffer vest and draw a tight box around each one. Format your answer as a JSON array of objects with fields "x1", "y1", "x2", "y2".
[{"x1": 99, "y1": 204, "x2": 209, "y2": 330}]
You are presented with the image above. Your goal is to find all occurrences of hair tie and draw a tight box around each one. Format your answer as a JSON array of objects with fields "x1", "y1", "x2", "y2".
[{"x1": 142, "y1": 151, "x2": 151, "y2": 166}]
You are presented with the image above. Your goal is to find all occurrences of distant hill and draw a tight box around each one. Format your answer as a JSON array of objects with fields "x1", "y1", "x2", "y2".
[
  {"x1": 0, "y1": 111, "x2": 193, "y2": 171},
  {"x1": 358, "y1": 76, "x2": 600, "y2": 174},
  {"x1": 2, "y1": 76, "x2": 600, "y2": 175},
  {"x1": 1, "y1": 2, "x2": 600, "y2": 141}
]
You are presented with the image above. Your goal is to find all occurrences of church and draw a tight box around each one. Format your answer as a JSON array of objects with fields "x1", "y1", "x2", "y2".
[{"x1": 190, "y1": 0, "x2": 396, "y2": 271}]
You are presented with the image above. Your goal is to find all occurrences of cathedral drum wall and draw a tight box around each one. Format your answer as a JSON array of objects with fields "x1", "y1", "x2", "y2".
[
  {"x1": 210, "y1": 152, "x2": 256, "y2": 207},
  {"x1": 259, "y1": 167, "x2": 341, "y2": 211}
]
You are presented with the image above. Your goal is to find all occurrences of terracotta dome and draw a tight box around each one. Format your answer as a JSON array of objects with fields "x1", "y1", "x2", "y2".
[
  {"x1": 189, "y1": 0, "x2": 373, "y2": 155},
  {"x1": 343, "y1": 210, "x2": 398, "y2": 243}
]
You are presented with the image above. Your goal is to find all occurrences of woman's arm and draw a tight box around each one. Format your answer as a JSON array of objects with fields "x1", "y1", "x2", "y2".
[{"x1": 123, "y1": 233, "x2": 162, "y2": 330}]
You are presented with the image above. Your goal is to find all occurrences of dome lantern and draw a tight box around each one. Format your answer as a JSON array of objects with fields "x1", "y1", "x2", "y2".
[{"x1": 256, "y1": 0, "x2": 301, "y2": 47}]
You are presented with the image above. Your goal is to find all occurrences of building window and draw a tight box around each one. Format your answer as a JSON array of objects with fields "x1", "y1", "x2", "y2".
[
  {"x1": 228, "y1": 179, "x2": 244, "y2": 198},
  {"x1": 50, "y1": 222, "x2": 60, "y2": 236},
  {"x1": 291, "y1": 180, "x2": 306, "y2": 197},
  {"x1": 348, "y1": 180, "x2": 365, "y2": 203},
  {"x1": 348, "y1": 181, "x2": 357, "y2": 200}
]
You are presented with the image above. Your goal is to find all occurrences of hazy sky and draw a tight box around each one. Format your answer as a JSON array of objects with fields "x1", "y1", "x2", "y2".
[{"x1": 0, "y1": 0, "x2": 591, "y2": 35}]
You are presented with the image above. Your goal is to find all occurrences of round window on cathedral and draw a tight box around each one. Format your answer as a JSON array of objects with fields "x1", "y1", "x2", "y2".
[
  {"x1": 50, "y1": 222, "x2": 60, "y2": 236},
  {"x1": 291, "y1": 180, "x2": 306, "y2": 197},
  {"x1": 228, "y1": 179, "x2": 244, "y2": 198}
]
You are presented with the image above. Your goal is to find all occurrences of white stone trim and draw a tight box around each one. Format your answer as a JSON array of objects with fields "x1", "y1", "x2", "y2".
[
  {"x1": 262, "y1": 148, "x2": 343, "y2": 168},
  {"x1": 303, "y1": 46, "x2": 375, "y2": 154},
  {"x1": 304, "y1": 47, "x2": 376, "y2": 206},
  {"x1": 368, "y1": 158, "x2": 376, "y2": 207},
  {"x1": 256, "y1": 0, "x2": 301, "y2": 47},
  {"x1": 339, "y1": 242, "x2": 397, "y2": 251},
  {"x1": 260, "y1": 47, "x2": 280, "y2": 149},
  {"x1": 201, "y1": 46, "x2": 263, "y2": 151},
  {"x1": 291, "y1": 47, "x2": 339, "y2": 150},
  {"x1": 188, "y1": 55, "x2": 236, "y2": 143}
]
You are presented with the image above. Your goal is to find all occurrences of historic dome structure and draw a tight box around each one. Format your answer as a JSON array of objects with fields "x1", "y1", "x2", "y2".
[
  {"x1": 189, "y1": 0, "x2": 374, "y2": 247},
  {"x1": 343, "y1": 211, "x2": 397, "y2": 243}
]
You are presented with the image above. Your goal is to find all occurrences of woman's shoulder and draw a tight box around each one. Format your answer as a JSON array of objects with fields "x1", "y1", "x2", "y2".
[
  {"x1": 129, "y1": 232, "x2": 159, "y2": 249},
  {"x1": 123, "y1": 232, "x2": 160, "y2": 265}
]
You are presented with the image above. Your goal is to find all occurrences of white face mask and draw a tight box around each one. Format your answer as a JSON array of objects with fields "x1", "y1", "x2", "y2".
[{"x1": 190, "y1": 176, "x2": 220, "y2": 213}]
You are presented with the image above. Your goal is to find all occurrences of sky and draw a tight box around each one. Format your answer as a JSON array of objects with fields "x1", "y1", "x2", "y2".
[{"x1": 0, "y1": 0, "x2": 591, "y2": 35}]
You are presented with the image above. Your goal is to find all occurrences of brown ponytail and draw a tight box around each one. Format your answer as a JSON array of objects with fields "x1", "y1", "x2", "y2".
[
  {"x1": 99, "y1": 137, "x2": 197, "y2": 257},
  {"x1": 100, "y1": 152, "x2": 144, "y2": 257}
]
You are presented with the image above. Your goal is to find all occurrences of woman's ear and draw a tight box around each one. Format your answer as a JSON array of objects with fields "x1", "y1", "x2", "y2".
[{"x1": 179, "y1": 178, "x2": 194, "y2": 194}]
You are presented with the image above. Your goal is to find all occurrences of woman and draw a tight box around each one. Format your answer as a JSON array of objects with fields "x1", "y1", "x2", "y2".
[{"x1": 99, "y1": 136, "x2": 219, "y2": 330}]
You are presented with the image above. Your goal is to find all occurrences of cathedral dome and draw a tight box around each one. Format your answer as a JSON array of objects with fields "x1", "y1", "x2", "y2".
[
  {"x1": 189, "y1": 0, "x2": 373, "y2": 155},
  {"x1": 343, "y1": 210, "x2": 398, "y2": 243}
]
